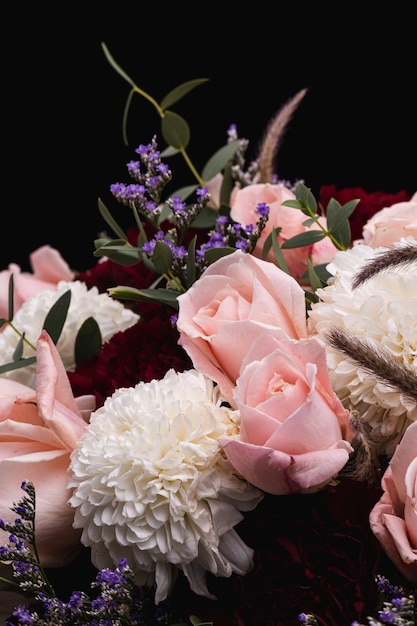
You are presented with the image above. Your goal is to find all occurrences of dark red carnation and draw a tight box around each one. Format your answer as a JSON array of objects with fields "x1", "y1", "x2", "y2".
[
  {"x1": 68, "y1": 306, "x2": 192, "y2": 408},
  {"x1": 172, "y1": 479, "x2": 403, "y2": 626},
  {"x1": 318, "y1": 186, "x2": 411, "y2": 242}
]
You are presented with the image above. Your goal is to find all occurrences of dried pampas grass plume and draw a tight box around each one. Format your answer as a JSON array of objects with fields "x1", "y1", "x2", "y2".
[
  {"x1": 351, "y1": 240, "x2": 417, "y2": 289},
  {"x1": 325, "y1": 327, "x2": 417, "y2": 406},
  {"x1": 257, "y1": 88, "x2": 308, "y2": 183},
  {"x1": 325, "y1": 327, "x2": 417, "y2": 482}
]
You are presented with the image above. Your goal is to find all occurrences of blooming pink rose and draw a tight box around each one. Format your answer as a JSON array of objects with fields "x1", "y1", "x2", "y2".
[
  {"x1": 369, "y1": 420, "x2": 417, "y2": 583},
  {"x1": 230, "y1": 183, "x2": 338, "y2": 283},
  {"x1": 219, "y1": 334, "x2": 354, "y2": 495},
  {"x1": 358, "y1": 191, "x2": 417, "y2": 247},
  {"x1": 0, "y1": 330, "x2": 95, "y2": 567},
  {"x1": 206, "y1": 172, "x2": 223, "y2": 209},
  {"x1": 176, "y1": 250, "x2": 308, "y2": 406},
  {"x1": 0, "y1": 245, "x2": 75, "y2": 319}
]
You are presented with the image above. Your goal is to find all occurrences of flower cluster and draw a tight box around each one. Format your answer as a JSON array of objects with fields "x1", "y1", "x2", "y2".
[{"x1": 0, "y1": 43, "x2": 416, "y2": 626}]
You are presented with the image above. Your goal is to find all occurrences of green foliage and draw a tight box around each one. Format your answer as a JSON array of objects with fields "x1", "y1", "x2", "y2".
[{"x1": 282, "y1": 182, "x2": 359, "y2": 252}]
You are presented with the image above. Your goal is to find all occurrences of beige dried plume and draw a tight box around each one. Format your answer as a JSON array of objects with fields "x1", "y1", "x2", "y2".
[{"x1": 256, "y1": 88, "x2": 308, "y2": 183}]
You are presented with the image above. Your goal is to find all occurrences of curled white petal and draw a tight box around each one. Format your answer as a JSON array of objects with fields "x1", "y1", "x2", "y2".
[
  {"x1": 0, "y1": 280, "x2": 139, "y2": 388},
  {"x1": 68, "y1": 368, "x2": 263, "y2": 603}
]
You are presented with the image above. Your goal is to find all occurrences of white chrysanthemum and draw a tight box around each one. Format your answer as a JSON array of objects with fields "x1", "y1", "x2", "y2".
[
  {"x1": 68, "y1": 368, "x2": 263, "y2": 604},
  {"x1": 308, "y1": 240, "x2": 417, "y2": 454},
  {"x1": 0, "y1": 280, "x2": 139, "y2": 388}
]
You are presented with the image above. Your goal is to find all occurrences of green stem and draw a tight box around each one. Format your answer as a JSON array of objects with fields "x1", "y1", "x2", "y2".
[
  {"x1": 6, "y1": 322, "x2": 37, "y2": 351},
  {"x1": 179, "y1": 147, "x2": 205, "y2": 187},
  {"x1": 0, "y1": 574, "x2": 21, "y2": 590},
  {"x1": 132, "y1": 86, "x2": 164, "y2": 118}
]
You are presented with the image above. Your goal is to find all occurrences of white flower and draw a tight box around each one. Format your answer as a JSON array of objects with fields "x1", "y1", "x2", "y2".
[
  {"x1": 0, "y1": 280, "x2": 139, "y2": 388},
  {"x1": 308, "y1": 241, "x2": 417, "y2": 454},
  {"x1": 68, "y1": 368, "x2": 263, "y2": 604}
]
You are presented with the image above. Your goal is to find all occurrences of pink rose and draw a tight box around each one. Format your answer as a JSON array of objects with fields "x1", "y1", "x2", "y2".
[
  {"x1": 176, "y1": 250, "x2": 308, "y2": 406},
  {"x1": 219, "y1": 334, "x2": 353, "y2": 495},
  {"x1": 0, "y1": 331, "x2": 95, "y2": 567},
  {"x1": 206, "y1": 172, "x2": 223, "y2": 209},
  {"x1": 229, "y1": 183, "x2": 338, "y2": 283},
  {"x1": 369, "y1": 420, "x2": 417, "y2": 584},
  {"x1": 0, "y1": 245, "x2": 75, "y2": 319},
  {"x1": 358, "y1": 191, "x2": 417, "y2": 248}
]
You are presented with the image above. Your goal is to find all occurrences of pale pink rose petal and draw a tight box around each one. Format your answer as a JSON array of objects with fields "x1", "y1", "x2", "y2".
[
  {"x1": 0, "y1": 453, "x2": 82, "y2": 567},
  {"x1": 265, "y1": 383, "x2": 351, "y2": 454},
  {"x1": 29, "y1": 245, "x2": 75, "y2": 283},
  {"x1": 382, "y1": 514, "x2": 417, "y2": 575},
  {"x1": 0, "y1": 246, "x2": 75, "y2": 319},
  {"x1": 0, "y1": 420, "x2": 63, "y2": 453},
  {"x1": 404, "y1": 457, "x2": 417, "y2": 547},
  {"x1": 219, "y1": 438, "x2": 351, "y2": 495},
  {"x1": 390, "y1": 420, "x2": 417, "y2": 503},
  {"x1": 0, "y1": 379, "x2": 36, "y2": 416},
  {"x1": 284, "y1": 445, "x2": 354, "y2": 491},
  {"x1": 35, "y1": 331, "x2": 92, "y2": 449},
  {"x1": 219, "y1": 438, "x2": 293, "y2": 494}
]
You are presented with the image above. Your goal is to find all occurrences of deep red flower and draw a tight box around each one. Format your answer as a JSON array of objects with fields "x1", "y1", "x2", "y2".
[
  {"x1": 318, "y1": 186, "x2": 411, "y2": 242},
  {"x1": 68, "y1": 307, "x2": 192, "y2": 408},
  {"x1": 172, "y1": 479, "x2": 404, "y2": 626}
]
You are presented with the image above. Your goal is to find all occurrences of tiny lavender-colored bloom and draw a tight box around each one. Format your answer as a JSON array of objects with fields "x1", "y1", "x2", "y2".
[
  {"x1": 0, "y1": 280, "x2": 139, "y2": 388},
  {"x1": 219, "y1": 334, "x2": 353, "y2": 495},
  {"x1": 369, "y1": 420, "x2": 417, "y2": 584},
  {"x1": 308, "y1": 241, "x2": 417, "y2": 455},
  {"x1": 0, "y1": 245, "x2": 75, "y2": 319},
  {"x1": 176, "y1": 249, "x2": 308, "y2": 407},
  {"x1": 68, "y1": 368, "x2": 263, "y2": 604}
]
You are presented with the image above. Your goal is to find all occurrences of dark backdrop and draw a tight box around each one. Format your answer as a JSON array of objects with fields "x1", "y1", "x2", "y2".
[{"x1": 4, "y1": 6, "x2": 416, "y2": 272}]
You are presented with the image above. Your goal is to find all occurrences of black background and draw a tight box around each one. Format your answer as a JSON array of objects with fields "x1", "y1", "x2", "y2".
[{"x1": 4, "y1": 6, "x2": 416, "y2": 272}]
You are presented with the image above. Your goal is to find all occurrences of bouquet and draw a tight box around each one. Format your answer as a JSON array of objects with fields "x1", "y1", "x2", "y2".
[{"x1": 0, "y1": 42, "x2": 416, "y2": 626}]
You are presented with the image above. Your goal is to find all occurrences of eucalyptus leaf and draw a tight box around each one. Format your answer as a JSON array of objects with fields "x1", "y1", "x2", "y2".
[
  {"x1": 160, "y1": 78, "x2": 209, "y2": 109},
  {"x1": 186, "y1": 236, "x2": 197, "y2": 288},
  {"x1": 0, "y1": 356, "x2": 37, "y2": 374},
  {"x1": 8, "y1": 274, "x2": 14, "y2": 321},
  {"x1": 326, "y1": 198, "x2": 360, "y2": 231},
  {"x1": 190, "y1": 206, "x2": 218, "y2": 228},
  {"x1": 281, "y1": 199, "x2": 304, "y2": 209},
  {"x1": 13, "y1": 335, "x2": 25, "y2": 361},
  {"x1": 122, "y1": 89, "x2": 135, "y2": 147},
  {"x1": 74, "y1": 317, "x2": 102, "y2": 366},
  {"x1": 303, "y1": 216, "x2": 320, "y2": 227},
  {"x1": 270, "y1": 229, "x2": 290, "y2": 274},
  {"x1": 43, "y1": 290, "x2": 71, "y2": 345},
  {"x1": 168, "y1": 185, "x2": 198, "y2": 202},
  {"x1": 152, "y1": 241, "x2": 174, "y2": 275},
  {"x1": 281, "y1": 230, "x2": 325, "y2": 249},
  {"x1": 94, "y1": 243, "x2": 142, "y2": 266},
  {"x1": 329, "y1": 219, "x2": 351, "y2": 250},
  {"x1": 101, "y1": 42, "x2": 136, "y2": 88},
  {"x1": 304, "y1": 290, "x2": 320, "y2": 307},
  {"x1": 109, "y1": 286, "x2": 180, "y2": 309},
  {"x1": 307, "y1": 262, "x2": 332, "y2": 284},
  {"x1": 201, "y1": 140, "x2": 241, "y2": 182},
  {"x1": 306, "y1": 258, "x2": 325, "y2": 292},
  {"x1": 161, "y1": 145, "x2": 180, "y2": 157},
  {"x1": 294, "y1": 182, "x2": 317, "y2": 214},
  {"x1": 0, "y1": 318, "x2": 7, "y2": 329},
  {"x1": 98, "y1": 197, "x2": 128, "y2": 241},
  {"x1": 219, "y1": 163, "x2": 234, "y2": 207},
  {"x1": 204, "y1": 247, "x2": 236, "y2": 265},
  {"x1": 162, "y1": 111, "x2": 190, "y2": 150}
]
